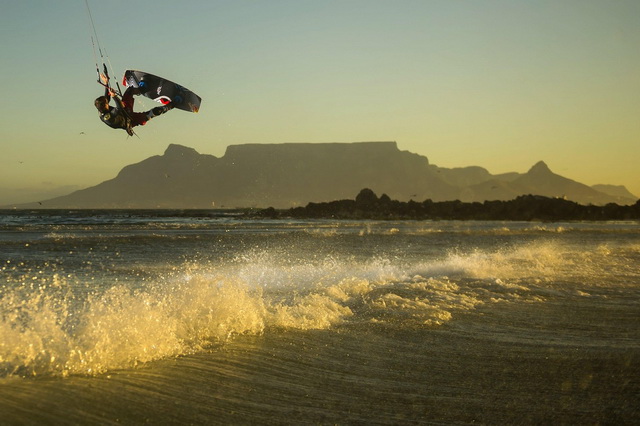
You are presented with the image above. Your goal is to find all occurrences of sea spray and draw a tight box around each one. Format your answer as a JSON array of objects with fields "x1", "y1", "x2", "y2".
[
  {"x1": 4, "y1": 236, "x2": 635, "y2": 378},
  {"x1": 1, "y1": 269, "x2": 267, "y2": 378}
]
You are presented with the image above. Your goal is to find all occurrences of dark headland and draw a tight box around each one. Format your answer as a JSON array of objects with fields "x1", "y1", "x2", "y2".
[{"x1": 255, "y1": 188, "x2": 640, "y2": 221}]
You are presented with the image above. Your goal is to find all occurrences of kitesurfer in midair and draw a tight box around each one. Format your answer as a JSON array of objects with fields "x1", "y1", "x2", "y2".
[{"x1": 94, "y1": 75, "x2": 173, "y2": 136}]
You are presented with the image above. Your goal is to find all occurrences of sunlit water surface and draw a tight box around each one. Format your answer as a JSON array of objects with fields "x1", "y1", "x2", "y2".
[{"x1": 1, "y1": 211, "x2": 638, "y2": 424}]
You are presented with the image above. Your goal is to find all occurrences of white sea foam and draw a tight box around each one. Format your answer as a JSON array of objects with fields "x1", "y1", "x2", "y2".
[
  {"x1": 0, "y1": 272, "x2": 267, "y2": 378},
  {"x1": 1, "y1": 239, "x2": 632, "y2": 378}
]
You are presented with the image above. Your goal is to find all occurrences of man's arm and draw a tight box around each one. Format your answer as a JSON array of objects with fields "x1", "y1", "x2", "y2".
[{"x1": 106, "y1": 87, "x2": 125, "y2": 109}]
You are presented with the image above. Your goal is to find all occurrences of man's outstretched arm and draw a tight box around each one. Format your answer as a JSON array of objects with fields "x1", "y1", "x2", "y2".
[{"x1": 106, "y1": 87, "x2": 125, "y2": 109}]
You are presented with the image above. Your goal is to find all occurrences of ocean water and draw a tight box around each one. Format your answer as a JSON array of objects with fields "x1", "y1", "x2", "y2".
[{"x1": 0, "y1": 210, "x2": 638, "y2": 424}]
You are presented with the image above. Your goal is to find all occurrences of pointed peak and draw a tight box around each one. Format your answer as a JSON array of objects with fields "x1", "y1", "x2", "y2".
[{"x1": 528, "y1": 161, "x2": 551, "y2": 174}]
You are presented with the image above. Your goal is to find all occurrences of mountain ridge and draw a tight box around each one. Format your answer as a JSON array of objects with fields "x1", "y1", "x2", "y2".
[{"x1": 7, "y1": 142, "x2": 638, "y2": 209}]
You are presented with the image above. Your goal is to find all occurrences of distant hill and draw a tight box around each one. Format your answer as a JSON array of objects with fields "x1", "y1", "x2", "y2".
[
  {"x1": 457, "y1": 161, "x2": 631, "y2": 206},
  {"x1": 263, "y1": 189, "x2": 640, "y2": 221},
  {"x1": 592, "y1": 184, "x2": 638, "y2": 201},
  {"x1": 9, "y1": 142, "x2": 638, "y2": 209}
]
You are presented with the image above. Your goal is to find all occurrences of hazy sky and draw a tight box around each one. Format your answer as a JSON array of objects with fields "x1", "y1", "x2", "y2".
[{"x1": 1, "y1": 0, "x2": 638, "y2": 204}]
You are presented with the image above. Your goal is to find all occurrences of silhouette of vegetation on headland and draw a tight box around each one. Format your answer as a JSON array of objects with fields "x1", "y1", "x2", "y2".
[{"x1": 256, "y1": 189, "x2": 640, "y2": 221}]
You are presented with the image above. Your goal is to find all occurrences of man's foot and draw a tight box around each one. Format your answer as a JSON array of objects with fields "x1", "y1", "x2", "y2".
[{"x1": 159, "y1": 103, "x2": 174, "y2": 113}]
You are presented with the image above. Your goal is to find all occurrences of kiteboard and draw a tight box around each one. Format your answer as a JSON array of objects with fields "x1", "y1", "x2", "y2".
[{"x1": 123, "y1": 70, "x2": 202, "y2": 113}]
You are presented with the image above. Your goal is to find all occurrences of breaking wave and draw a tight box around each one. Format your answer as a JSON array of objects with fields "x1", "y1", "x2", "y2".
[{"x1": 1, "y1": 240, "x2": 635, "y2": 379}]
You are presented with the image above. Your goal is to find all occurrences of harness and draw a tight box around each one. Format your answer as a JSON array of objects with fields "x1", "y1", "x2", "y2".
[
  {"x1": 100, "y1": 106, "x2": 129, "y2": 129},
  {"x1": 100, "y1": 106, "x2": 133, "y2": 135}
]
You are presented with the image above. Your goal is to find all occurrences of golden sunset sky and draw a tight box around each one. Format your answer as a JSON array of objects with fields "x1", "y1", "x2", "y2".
[{"x1": 1, "y1": 0, "x2": 638, "y2": 204}]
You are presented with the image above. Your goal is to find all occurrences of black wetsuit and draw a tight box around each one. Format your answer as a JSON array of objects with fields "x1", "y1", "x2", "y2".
[
  {"x1": 98, "y1": 87, "x2": 134, "y2": 135},
  {"x1": 98, "y1": 86, "x2": 171, "y2": 135}
]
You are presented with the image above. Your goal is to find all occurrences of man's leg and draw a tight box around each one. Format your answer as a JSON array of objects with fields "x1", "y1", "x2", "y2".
[
  {"x1": 121, "y1": 87, "x2": 137, "y2": 112},
  {"x1": 129, "y1": 104, "x2": 172, "y2": 128},
  {"x1": 145, "y1": 103, "x2": 174, "y2": 120},
  {"x1": 129, "y1": 112, "x2": 149, "y2": 127},
  {"x1": 122, "y1": 87, "x2": 148, "y2": 127}
]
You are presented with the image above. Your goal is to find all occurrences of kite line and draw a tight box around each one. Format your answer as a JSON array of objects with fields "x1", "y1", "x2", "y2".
[{"x1": 84, "y1": 0, "x2": 123, "y2": 96}]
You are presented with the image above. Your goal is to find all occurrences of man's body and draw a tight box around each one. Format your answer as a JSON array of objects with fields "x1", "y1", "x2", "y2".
[{"x1": 94, "y1": 84, "x2": 173, "y2": 135}]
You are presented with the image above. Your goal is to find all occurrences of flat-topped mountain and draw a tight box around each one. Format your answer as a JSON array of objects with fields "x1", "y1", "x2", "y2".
[{"x1": 11, "y1": 142, "x2": 637, "y2": 209}]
